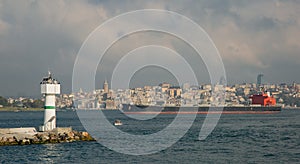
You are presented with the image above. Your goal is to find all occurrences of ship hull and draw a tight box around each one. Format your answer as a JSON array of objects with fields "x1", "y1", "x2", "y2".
[{"x1": 120, "y1": 104, "x2": 281, "y2": 114}]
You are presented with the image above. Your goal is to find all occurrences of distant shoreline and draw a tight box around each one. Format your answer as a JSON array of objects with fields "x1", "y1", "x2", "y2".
[
  {"x1": 283, "y1": 107, "x2": 300, "y2": 110},
  {"x1": 0, "y1": 107, "x2": 43, "y2": 112},
  {"x1": 0, "y1": 107, "x2": 299, "y2": 112}
]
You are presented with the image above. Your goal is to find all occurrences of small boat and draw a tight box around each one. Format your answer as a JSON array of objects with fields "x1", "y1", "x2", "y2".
[{"x1": 114, "y1": 120, "x2": 122, "y2": 126}]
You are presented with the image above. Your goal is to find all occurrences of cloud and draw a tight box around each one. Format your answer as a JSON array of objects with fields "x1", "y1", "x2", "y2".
[
  {"x1": 0, "y1": 0, "x2": 109, "y2": 97},
  {"x1": 0, "y1": 0, "x2": 299, "y2": 97},
  {"x1": 196, "y1": 0, "x2": 300, "y2": 82}
]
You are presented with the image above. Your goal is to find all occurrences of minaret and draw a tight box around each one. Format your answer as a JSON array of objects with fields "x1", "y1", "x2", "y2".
[
  {"x1": 39, "y1": 72, "x2": 60, "y2": 132},
  {"x1": 103, "y1": 79, "x2": 109, "y2": 93}
]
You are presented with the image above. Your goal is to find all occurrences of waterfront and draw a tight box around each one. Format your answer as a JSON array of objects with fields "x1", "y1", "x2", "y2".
[{"x1": 0, "y1": 110, "x2": 299, "y2": 163}]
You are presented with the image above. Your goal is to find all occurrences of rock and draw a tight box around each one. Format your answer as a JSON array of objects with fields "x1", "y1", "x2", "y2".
[
  {"x1": 21, "y1": 138, "x2": 30, "y2": 145},
  {"x1": 67, "y1": 131, "x2": 75, "y2": 138},
  {"x1": 74, "y1": 136, "x2": 80, "y2": 140},
  {"x1": 0, "y1": 129, "x2": 95, "y2": 146},
  {"x1": 81, "y1": 132, "x2": 89, "y2": 137},
  {"x1": 0, "y1": 137, "x2": 6, "y2": 142},
  {"x1": 80, "y1": 131, "x2": 95, "y2": 141},
  {"x1": 6, "y1": 137, "x2": 18, "y2": 145},
  {"x1": 58, "y1": 133, "x2": 66, "y2": 141},
  {"x1": 42, "y1": 134, "x2": 50, "y2": 141}
]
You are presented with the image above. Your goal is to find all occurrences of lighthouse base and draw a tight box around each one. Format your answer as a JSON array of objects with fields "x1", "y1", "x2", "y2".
[
  {"x1": 38, "y1": 125, "x2": 45, "y2": 132},
  {"x1": 39, "y1": 115, "x2": 56, "y2": 132}
]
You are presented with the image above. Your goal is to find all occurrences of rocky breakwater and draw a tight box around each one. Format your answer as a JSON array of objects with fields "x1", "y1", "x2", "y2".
[{"x1": 0, "y1": 127, "x2": 95, "y2": 146}]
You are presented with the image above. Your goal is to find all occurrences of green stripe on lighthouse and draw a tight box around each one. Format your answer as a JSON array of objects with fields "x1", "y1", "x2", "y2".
[{"x1": 44, "y1": 106, "x2": 56, "y2": 109}]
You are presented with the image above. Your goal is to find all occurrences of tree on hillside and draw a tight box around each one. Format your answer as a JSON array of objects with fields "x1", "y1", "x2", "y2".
[
  {"x1": 0, "y1": 96, "x2": 8, "y2": 106},
  {"x1": 31, "y1": 99, "x2": 44, "y2": 108}
]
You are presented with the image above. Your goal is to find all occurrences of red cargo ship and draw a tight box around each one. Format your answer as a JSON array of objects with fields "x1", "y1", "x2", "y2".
[{"x1": 121, "y1": 92, "x2": 281, "y2": 114}]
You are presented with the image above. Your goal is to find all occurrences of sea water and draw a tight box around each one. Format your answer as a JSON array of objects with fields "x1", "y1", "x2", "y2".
[{"x1": 0, "y1": 110, "x2": 299, "y2": 163}]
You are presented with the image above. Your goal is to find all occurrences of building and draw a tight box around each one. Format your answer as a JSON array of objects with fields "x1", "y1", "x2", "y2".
[
  {"x1": 168, "y1": 86, "x2": 182, "y2": 98},
  {"x1": 103, "y1": 79, "x2": 109, "y2": 93},
  {"x1": 257, "y1": 74, "x2": 264, "y2": 86},
  {"x1": 105, "y1": 98, "x2": 116, "y2": 109},
  {"x1": 160, "y1": 82, "x2": 171, "y2": 93}
]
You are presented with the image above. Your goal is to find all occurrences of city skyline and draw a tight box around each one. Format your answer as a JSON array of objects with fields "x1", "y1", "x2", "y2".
[
  {"x1": 0, "y1": 1, "x2": 300, "y2": 97},
  {"x1": 2, "y1": 79, "x2": 299, "y2": 109}
]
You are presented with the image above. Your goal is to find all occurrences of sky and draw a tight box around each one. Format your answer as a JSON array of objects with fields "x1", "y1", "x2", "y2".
[{"x1": 0, "y1": 0, "x2": 299, "y2": 97}]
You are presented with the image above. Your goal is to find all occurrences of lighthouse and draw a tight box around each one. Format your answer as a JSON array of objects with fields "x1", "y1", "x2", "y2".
[{"x1": 39, "y1": 72, "x2": 60, "y2": 132}]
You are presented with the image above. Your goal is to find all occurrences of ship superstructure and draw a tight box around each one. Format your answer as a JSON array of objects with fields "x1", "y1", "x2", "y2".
[{"x1": 250, "y1": 92, "x2": 276, "y2": 106}]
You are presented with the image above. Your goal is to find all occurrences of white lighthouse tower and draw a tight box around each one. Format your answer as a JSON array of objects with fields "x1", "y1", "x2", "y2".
[{"x1": 39, "y1": 72, "x2": 60, "y2": 132}]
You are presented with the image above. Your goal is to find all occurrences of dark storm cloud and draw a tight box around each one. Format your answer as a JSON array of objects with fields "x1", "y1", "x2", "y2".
[{"x1": 0, "y1": 0, "x2": 299, "y2": 97}]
